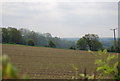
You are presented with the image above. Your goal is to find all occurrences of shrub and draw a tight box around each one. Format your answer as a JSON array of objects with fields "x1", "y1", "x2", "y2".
[
  {"x1": 72, "y1": 49, "x2": 120, "y2": 80},
  {"x1": 26, "y1": 39, "x2": 34, "y2": 46},
  {"x1": 49, "y1": 40, "x2": 56, "y2": 48},
  {"x1": 0, "y1": 55, "x2": 29, "y2": 79}
]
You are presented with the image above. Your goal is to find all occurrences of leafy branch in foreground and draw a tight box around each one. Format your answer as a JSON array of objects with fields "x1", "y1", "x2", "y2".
[
  {"x1": 0, "y1": 55, "x2": 29, "y2": 79},
  {"x1": 91, "y1": 49, "x2": 119, "y2": 80},
  {"x1": 72, "y1": 49, "x2": 120, "y2": 80}
]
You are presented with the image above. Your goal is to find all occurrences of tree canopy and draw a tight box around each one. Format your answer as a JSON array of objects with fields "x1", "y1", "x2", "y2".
[
  {"x1": 77, "y1": 34, "x2": 103, "y2": 51},
  {"x1": 49, "y1": 40, "x2": 56, "y2": 48},
  {"x1": 2, "y1": 27, "x2": 22, "y2": 44},
  {"x1": 1, "y1": 27, "x2": 75, "y2": 49}
]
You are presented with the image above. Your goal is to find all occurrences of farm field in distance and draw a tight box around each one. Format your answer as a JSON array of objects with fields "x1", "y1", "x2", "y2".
[{"x1": 2, "y1": 44, "x2": 116, "y2": 79}]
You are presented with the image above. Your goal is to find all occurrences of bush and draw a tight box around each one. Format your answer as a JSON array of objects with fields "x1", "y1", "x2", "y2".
[
  {"x1": 26, "y1": 39, "x2": 34, "y2": 46},
  {"x1": 49, "y1": 40, "x2": 56, "y2": 48}
]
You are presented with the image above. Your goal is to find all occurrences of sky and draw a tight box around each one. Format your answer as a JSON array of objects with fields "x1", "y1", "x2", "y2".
[{"x1": 0, "y1": 1, "x2": 119, "y2": 38}]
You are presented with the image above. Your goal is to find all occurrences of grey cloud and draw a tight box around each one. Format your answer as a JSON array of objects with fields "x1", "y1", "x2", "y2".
[{"x1": 2, "y1": 2, "x2": 118, "y2": 37}]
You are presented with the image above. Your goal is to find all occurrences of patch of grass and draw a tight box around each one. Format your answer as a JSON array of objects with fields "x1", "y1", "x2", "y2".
[{"x1": 2, "y1": 43, "x2": 74, "y2": 51}]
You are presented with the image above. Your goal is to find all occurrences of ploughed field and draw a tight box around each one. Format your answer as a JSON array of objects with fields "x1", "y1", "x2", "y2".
[{"x1": 2, "y1": 44, "x2": 103, "y2": 79}]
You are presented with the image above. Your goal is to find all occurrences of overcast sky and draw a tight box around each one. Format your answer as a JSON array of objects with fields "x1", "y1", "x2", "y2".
[{"x1": 1, "y1": 1, "x2": 118, "y2": 38}]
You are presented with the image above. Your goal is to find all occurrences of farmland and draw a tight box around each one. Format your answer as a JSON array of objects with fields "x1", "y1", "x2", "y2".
[{"x1": 2, "y1": 44, "x2": 116, "y2": 79}]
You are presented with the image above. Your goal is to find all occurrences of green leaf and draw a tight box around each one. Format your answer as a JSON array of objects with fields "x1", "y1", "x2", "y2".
[
  {"x1": 113, "y1": 62, "x2": 118, "y2": 74},
  {"x1": 106, "y1": 55, "x2": 115, "y2": 63},
  {"x1": 88, "y1": 50, "x2": 93, "y2": 54},
  {"x1": 96, "y1": 66, "x2": 104, "y2": 71},
  {"x1": 95, "y1": 59, "x2": 103, "y2": 65},
  {"x1": 72, "y1": 76, "x2": 75, "y2": 79},
  {"x1": 6, "y1": 63, "x2": 17, "y2": 78},
  {"x1": 88, "y1": 75, "x2": 94, "y2": 79},
  {"x1": 103, "y1": 49, "x2": 107, "y2": 54},
  {"x1": 80, "y1": 74, "x2": 85, "y2": 77},
  {"x1": 114, "y1": 62, "x2": 118, "y2": 69}
]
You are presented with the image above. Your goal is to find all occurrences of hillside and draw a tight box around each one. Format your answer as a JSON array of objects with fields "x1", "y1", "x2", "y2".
[
  {"x1": 2, "y1": 44, "x2": 98, "y2": 79},
  {"x1": 2, "y1": 44, "x2": 117, "y2": 79}
]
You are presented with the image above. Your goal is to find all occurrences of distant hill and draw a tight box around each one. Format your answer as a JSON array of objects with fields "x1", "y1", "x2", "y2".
[
  {"x1": 62, "y1": 38, "x2": 79, "y2": 42},
  {"x1": 62, "y1": 37, "x2": 114, "y2": 48},
  {"x1": 99, "y1": 38, "x2": 114, "y2": 48}
]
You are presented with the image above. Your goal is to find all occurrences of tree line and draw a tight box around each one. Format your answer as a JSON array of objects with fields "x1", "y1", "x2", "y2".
[
  {"x1": 0, "y1": 27, "x2": 119, "y2": 52},
  {"x1": 0, "y1": 27, "x2": 75, "y2": 49}
]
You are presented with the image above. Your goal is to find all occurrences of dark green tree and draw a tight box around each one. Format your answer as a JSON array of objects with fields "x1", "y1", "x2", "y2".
[
  {"x1": 2, "y1": 28, "x2": 9, "y2": 43},
  {"x1": 83, "y1": 34, "x2": 98, "y2": 50},
  {"x1": 49, "y1": 40, "x2": 56, "y2": 48},
  {"x1": 77, "y1": 34, "x2": 103, "y2": 51},
  {"x1": 26, "y1": 39, "x2": 34, "y2": 46},
  {"x1": 8, "y1": 27, "x2": 22, "y2": 44},
  {"x1": 77, "y1": 38, "x2": 87, "y2": 50},
  {"x1": 91, "y1": 39, "x2": 103, "y2": 51},
  {"x1": 2, "y1": 27, "x2": 22, "y2": 44}
]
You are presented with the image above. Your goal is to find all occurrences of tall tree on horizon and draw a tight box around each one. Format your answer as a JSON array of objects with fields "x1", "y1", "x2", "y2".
[{"x1": 77, "y1": 34, "x2": 103, "y2": 51}]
